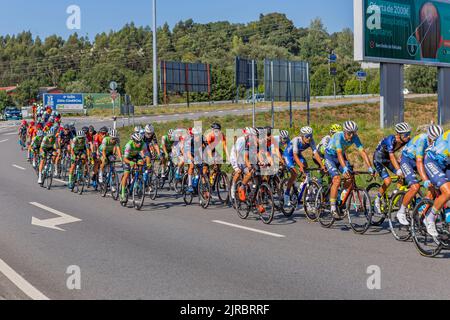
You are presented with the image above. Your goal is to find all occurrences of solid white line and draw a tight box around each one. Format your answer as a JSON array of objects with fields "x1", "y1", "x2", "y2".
[
  {"x1": 212, "y1": 220, "x2": 286, "y2": 238},
  {"x1": 54, "y1": 179, "x2": 67, "y2": 184},
  {"x1": 0, "y1": 139, "x2": 8, "y2": 143},
  {"x1": 12, "y1": 164, "x2": 26, "y2": 171},
  {"x1": 3, "y1": 132, "x2": 17, "y2": 136},
  {"x1": 0, "y1": 259, "x2": 50, "y2": 300}
]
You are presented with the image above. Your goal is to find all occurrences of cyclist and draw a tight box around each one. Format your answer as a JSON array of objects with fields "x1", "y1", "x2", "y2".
[
  {"x1": 160, "y1": 129, "x2": 175, "y2": 179},
  {"x1": 54, "y1": 124, "x2": 74, "y2": 177},
  {"x1": 38, "y1": 128, "x2": 57, "y2": 184},
  {"x1": 317, "y1": 124, "x2": 343, "y2": 160},
  {"x1": 230, "y1": 128, "x2": 254, "y2": 200},
  {"x1": 26, "y1": 121, "x2": 37, "y2": 160},
  {"x1": 120, "y1": 133, "x2": 151, "y2": 203},
  {"x1": 87, "y1": 126, "x2": 96, "y2": 145},
  {"x1": 373, "y1": 122, "x2": 412, "y2": 215},
  {"x1": 143, "y1": 124, "x2": 161, "y2": 158},
  {"x1": 91, "y1": 126, "x2": 109, "y2": 187},
  {"x1": 423, "y1": 126, "x2": 449, "y2": 237},
  {"x1": 18, "y1": 120, "x2": 28, "y2": 150},
  {"x1": 29, "y1": 130, "x2": 44, "y2": 169},
  {"x1": 204, "y1": 122, "x2": 229, "y2": 185},
  {"x1": 282, "y1": 126, "x2": 325, "y2": 207},
  {"x1": 98, "y1": 129, "x2": 123, "y2": 184},
  {"x1": 324, "y1": 121, "x2": 375, "y2": 219},
  {"x1": 185, "y1": 127, "x2": 206, "y2": 193},
  {"x1": 396, "y1": 124, "x2": 443, "y2": 226},
  {"x1": 68, "y1": 130, "x2": 91, "y2": 190}
]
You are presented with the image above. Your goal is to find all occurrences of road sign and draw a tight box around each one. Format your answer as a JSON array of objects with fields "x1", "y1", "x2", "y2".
[
  {"x1": 356, "y1": 71, "x2": 367, "y2": 80},
  {"x1": 329, "y1": 53, "x2": 337, "y2": 63},
  {"x1": 43, "y1": 94, "x2": 84, "y2": 111},
  {"x1": 330, "y1": 67, "x2": 337, "y2": 76},
  {"x1": 110, "y1": 90, "x2": 118, "y2": 101},
  {"x1": 109, "y1": 81, "x2": 118, "y2": 91}
]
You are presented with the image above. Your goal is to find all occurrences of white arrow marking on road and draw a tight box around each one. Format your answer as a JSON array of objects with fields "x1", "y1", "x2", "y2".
[
  {"x1": 212, "y1": 220, "x2": 286, "y2": 238},
  {"x1": 12, "y1": 164, "x2": 26, "y2": 170},
  {"x1": 30, "y1": 202, "x2": 82, "y2": 231},
  {"x1": 0, "y1": 139, "x2": 8, "y2": 143},
  {"x1": 0, "y1": 259, "x2": 50, "y2": 300}
]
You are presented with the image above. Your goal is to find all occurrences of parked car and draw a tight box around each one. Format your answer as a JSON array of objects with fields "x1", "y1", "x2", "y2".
[
  {"x1": 245, "y1": 94, "x2": 265, "y2": 104},
  {"x1": 3, "y1": 107, "x2": 22, "y2": 121}
]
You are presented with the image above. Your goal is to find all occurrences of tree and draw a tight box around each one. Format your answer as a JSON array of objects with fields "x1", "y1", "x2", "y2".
[
  {"x1": 0, "y1": 91, "x2": 12, "y2": 111},
  {"x1": 405, "y1": 65, "x2": 437, "y2": 93}
]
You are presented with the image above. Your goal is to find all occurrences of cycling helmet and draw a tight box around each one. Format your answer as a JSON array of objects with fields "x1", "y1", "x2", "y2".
[
  {"x1": 46, "y1": 129, "x2": 55, "y2": 137},
  {"x1": 30, "y1": 121, "x2": 35, "y2": 126},
  {"x1": 22, "y1": 120, "x2": 28, "y2": 126},
  {"x1": 63, "y1": 124, "x2": 70, "y2": 130},
  {"x1": 99, "y1": 126, "x2": 109, "y2": 134},
  {"x1": 77, "y1": 130, "x2": 85, "y2": 138},
  {"x1": 145, "y1": 124, "x2": 155, "y2": 134},
  {"x1": 131, "y1": 133, "x2": 143, "y2": 143},
  {"x1": 330, "y1": 124, "x2": 343, "y2": 135},
  {"x1": 395, "y1": 122, "x2": 412, "y2": 134},
  {"x1": 89, "y1": 125, "x2": 95, "y2": 132},
  {"x1": 428, "y1": 125, "x2": 444, "y2": 141},
  {"x1": 300, "y1": 126, "x2": 313, "y2": 137},
  {"x1": 343, "y1": 121, "x2": 358, "y2": 133},
  {"x1": 37, "y1": 123, "x2": 43, "y2": 130},
  {"x1": 82, "y1": 126, "x2": 89, "y2": 133},
  {"x1": 36, "y1": 130, "x2": 44, "y2": 137},
  {"x1": 109, "y1": 129, "x2": 118, "y2": 139},
  {"x1": 168, "y1": 129, "x2": 174, "y2": 138},
  {"x1": 211, "y1": 123, "x2": 222, "y2": 130},
  {"x1": 280, "y1": 130, "x2": 290, "y2": 139}
]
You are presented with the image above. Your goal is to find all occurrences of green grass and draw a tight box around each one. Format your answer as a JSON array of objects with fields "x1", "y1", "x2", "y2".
[{"x1": 118, "y1": 96, "x2": 444, "y2": 175}]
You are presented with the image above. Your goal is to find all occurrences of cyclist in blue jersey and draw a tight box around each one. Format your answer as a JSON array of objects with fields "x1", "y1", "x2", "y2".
[
  {"x1": 373, "y1": 122, "x2": 412, "y2": 215},
  {"x1": 324, "y1": 121, "x2": 375, "y2": 219},
  {"x1": 283, "y1": 127, "x2": 325, "y2": 207},
  {"x1": 396, "y1": 125, "x2": 443, "y2": 226},
  {"x1": 423, "y1": 126, "x2": 450, "y2": 237}
]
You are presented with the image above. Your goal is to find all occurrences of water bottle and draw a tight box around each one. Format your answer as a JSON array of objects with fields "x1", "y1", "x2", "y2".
[
  {"x1": 193, "y1": 176, "x2": 199, "y2": 189},
  {"x1": 445, "y1": 208, "x2": 450, "y2": 224},
  {"x1": 143, "y1": 170, "x2": 149, "y2": 183}
]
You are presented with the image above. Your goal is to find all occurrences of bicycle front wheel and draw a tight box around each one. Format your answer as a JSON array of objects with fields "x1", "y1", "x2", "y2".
[
  {"x1": 304, "y1": 180, "x2": 321, "y2": 222},
  {"x1": 133, "y1": 177, "x2": 146, "y2": 211},
  {"x1": 388, "y1": 191, "x2": 412, "y2": 242},
  {"x1": 316, "y1": 187, "x2": 335, "y2": 228},
  {"x1": 366, "y1": 182, "x2": 386, "y2": 227},
  {"x1": 199, "y1": 175, "x2": 211, "y2": 209},
  {"x1": 347, "y1": 189, "x2": 372, "y2": 234},
  {"x1": 256, "y1": 183, "x2": 275, "y2": 225}
]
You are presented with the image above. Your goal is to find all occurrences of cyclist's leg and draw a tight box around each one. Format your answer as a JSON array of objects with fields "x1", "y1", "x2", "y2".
[
  {"x1": 325, "y1": 153, "x2": 342, "y2": 214},
  {"x1": 120, "y1": 160, "x2": 133, "y2": 200}
]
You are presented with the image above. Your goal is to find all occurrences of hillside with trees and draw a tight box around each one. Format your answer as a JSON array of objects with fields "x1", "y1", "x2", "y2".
[{"x1": 0, "y1": 13, "x2": 437, "y2": 108}]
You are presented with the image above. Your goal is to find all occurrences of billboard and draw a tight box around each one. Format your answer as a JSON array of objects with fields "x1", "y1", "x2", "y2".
[
  {"x1": 83, "y1": 93, "x2": 121, "y2": 109},
  {"x1": 43, "y1": 94, "x2": 84, "y2": 111},
  {"x1": 354, "y1": 0, "x2": 450, "y2": 67},
  {"x1": 235, "y1": 57, "x2": 258, "y2": 89},
  {"x1": 264, "y1": 59, "x2": 309, "y2": 102},
  {"x1": 160, "y1": 61, "x2": 212, "y2": 94}
]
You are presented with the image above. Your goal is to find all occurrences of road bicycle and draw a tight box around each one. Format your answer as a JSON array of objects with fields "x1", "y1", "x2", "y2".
[
  {"x1": 100, "y1": 155, "x2": 121, "y2": 201},
  {"x1": 316, "y1": 171, "x2": 373, "y2": 234},
  {"x1": 120, "y1": 162, "x2": 146, "y2": 211},
  {"x1": 181, "y1": 165, "x2": 211, "y2": 209},
  {"x1": 40, "y1": 151, "x2": 55, "y2": 190},
  {"x1": 71, "y1": 155, "x2": 89, "y2": 195},
  {"x1": 208, "y1": 164, "x2": 230, "y2": 205}
]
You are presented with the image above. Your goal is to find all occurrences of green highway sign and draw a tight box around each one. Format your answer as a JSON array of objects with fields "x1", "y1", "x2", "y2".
[{"x1": 354, "y1": 0, "x2": 450, "y2": 67}]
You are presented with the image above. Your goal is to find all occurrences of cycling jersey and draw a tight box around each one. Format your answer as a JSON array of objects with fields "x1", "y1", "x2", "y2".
[
  {"x1": 230, "y1": 136, "x2": 247, "y2": 170},
  {"x1": 93, "y1": 133, "x2": 106, "y2": 150},
  {"x1": 375, "y1": 135, "x2": 407, "y2": 159},
  {"x1": 273, "y1": 136, "x2": 290, "y2": 154},
  {"x1": 205, "y1": 131, "x2": 227, "y2": 155},
  {"x1": 58, "y1": 131, "x2": 73, "y2": 148},
  {"x1": 31, "y1": 136, "x2": 43, "y2": 150},
  {"x1": 160, "y1": 135, "x2": 174, "y2": 154},
  {"x1": 28, "y1": 126, "x2": 37, "y2": 140},
  {"x1": 124, "y1": 141, "x2": 147, "y2": 160},
  {"x1": 144, "y1": 133, "x2": 158, "y2": 147},
  {"x1": 100, "y1": 137, "x2": 117, "y2": 155},
  {"x1": 71, "y1": 137, "x2": 88, "y2": 154},
  {"x1": 326, "y1": 132, "x2": 363, "y2": 157},
  {"x1": 402, "y1": 134, "x2": 428, "y2": 161},
  {"x1": 425, "y1": 130, "x2": 450, "y2": 167},
  {"x1": 317, "y1": 135, "x2": 331, "y2": 157},
  {"x1": 283, "y1": 137, "x2": 317, "y2": 161},
  {"x1": 41, "y1": 136, "x2": 56, "y2": 151}
]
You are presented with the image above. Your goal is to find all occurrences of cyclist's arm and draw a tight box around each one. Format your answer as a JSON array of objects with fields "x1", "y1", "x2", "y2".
[
  {"x1": 389, "y1": 152, "x2": 401, "y2": 172},
  {"x1": 358, "y1": 148, "x2": 373, "y2": 170},
  {"x1": 293, "y1": 153, "x2": 305, "y2": 173},
  {"x1": 313, "y1": 151, "x2": 326, "y2": 171},
  {"x1": 416, "y1": 157, "x2": 429, "y2": 182}
]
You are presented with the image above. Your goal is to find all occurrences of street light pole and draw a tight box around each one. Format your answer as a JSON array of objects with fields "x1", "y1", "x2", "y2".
[{"x1": 153, "y1": 0, "x2": 158, "y2": 107}]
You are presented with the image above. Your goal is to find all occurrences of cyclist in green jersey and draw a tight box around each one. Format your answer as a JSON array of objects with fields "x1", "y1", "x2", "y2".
[
  {"x1": 38, "y1": 128, "x2": 57, "y2": 184},
  {"x1": 30, "y1": 130, "x2": 44, "y2": 169},
  {"x1": 68, "y1": 130, "x2": 91, "y2": 189},
  {"x1": 120, "y1": 133, "x2": 151, "y2": 202},
  {"x1": 99, "y1": 129, "x2": 123, "y2": 183},
  {"x1": 160, "y1": 129, "x2": 175, "y2": 179}
]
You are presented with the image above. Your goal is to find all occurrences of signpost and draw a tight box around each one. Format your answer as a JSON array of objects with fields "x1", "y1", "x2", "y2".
[
  {"x1": 329, "y1": 51, "x2": 337, "y2": 99},
  {"x1": 43, "y1": 94, "x2": 84, "y2": 113},
  {"x1": 356, "y1": 70, "x2": 367, "y2": 95}
]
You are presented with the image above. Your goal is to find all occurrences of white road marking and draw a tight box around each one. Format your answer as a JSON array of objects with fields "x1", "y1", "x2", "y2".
[
  {"x1": 12, "y1": 164, "x2": 26, "y2": 171},
  {"x1": 0, "y1": 259, "x2": 50, "y2": 300},
  {"x1": 212, "y1": 220, "x2": 286, "y2": 238},
  {"x1": 3, "y1": 132, "x2": 17, "y2": 136},
  {"x1": 30, "y1": 202, "x2": 82, "y2": 231},
  {"x1": 54, "y1": 179, "x2": 67, "y2": 185},
  {"x1": 0, "y1": 139, "x2": 8, "y2": 143}
]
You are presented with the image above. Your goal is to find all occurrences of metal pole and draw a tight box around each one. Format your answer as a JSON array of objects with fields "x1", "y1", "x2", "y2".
[
  {"x1": 271, "y1": 60, "x2": 275, "y2": 128},
  {"x1": 152, "y1": 0, "x2": 158, "y2": 107},
  {"x1": 252, "y1": 60, "x2": 256, "y2": 128},
  {"x1": 288, "y1": 62, "x2": 293, "y2": 129},
  {"x1": 306, "y1": 62, "x2": 311, "y2": 126},
  {"x1": 333, "y1": 78, "x2": 336, "y2": 99}
]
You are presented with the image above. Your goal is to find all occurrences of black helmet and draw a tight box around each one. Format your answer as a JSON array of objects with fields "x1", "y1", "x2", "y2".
[
  {"x1": 82, "y1": 126, "x2": 89, "y2": 133},
  {"x1": 100, "y1": 126, "x2": 109, "y2": 134},
  {"x1": 63, "y1": 124, "x2": 70, "y2": 130},
  {"x1": 265, "y1": 126, "x2": 273, "y2": 137},
  {"x1": 211, "y1": 123, "x2": 222, "y2": 130},
  {"x1": 89, "y1": 125, "x2": 95, "y2": 132}
]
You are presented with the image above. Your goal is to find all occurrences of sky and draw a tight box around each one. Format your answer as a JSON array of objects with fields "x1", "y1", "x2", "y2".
[{"x1": 0, "y1": 0, "x2": 354, "y2": 40}]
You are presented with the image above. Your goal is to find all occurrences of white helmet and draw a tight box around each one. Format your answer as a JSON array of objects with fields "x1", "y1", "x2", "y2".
[
  {"x1": 145, "y1": 124, "x2": 155, "y2": 134},
  {"x1": 280, "y1": 130, "x2": 289, "y2": 139},
  {"x1": 343, "y1": 121, "x2": 358, "y2": 133},
  {"x1": 428, "y1": 125, "x2": 444, "y2": 141},
  {"x1": 395, "y1": 122, "x2": 412, "y2": 134},
  {"x1": 131, "y1": 133, "x2": 143, "y2": 143},
  {"x1": 77, "y1": 130, "x2": 86, "y2": 138},
  {"x1": 248, "y1": 127, "x2": 258, "y2": 136},
  {"x1": 300, "y1": 126, "x2": 313, "y2": 137},
  {"x1": 134, "y1": 126, "x2": 142, "y2": 133},
  {"x1": 109, "y1": 129, "x2": 118, "y2": 139}
]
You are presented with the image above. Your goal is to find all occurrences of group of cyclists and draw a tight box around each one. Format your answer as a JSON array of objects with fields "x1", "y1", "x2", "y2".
[{"x1": 17, "y1": 106, "x2": 450, "y2": 251}]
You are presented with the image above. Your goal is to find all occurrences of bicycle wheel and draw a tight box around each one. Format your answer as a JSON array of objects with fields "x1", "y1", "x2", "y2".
[
  {"x1": 304, "y1": 180, "x2": 321, "y2": 222},
  {"x1": 347, "y1": 189, "x2": 372, "y2": 234},
  {"x1": 316, "y1": 187, "x2": 335, "y2": 228},
  {"x1": 234, "y1": 181, "x2": 250, "y2": 220},
  {"x1": 387, "y1": 191, "x2": 412, "y2": 242},
  {"x1": 111, "y1": 170, "x2": 120, "y2": 201},
  {"x1": 76, "y1": 170, "x2": 86, "y2": 195},
  {"x1": 133, "y1": 176, "x2": 146, "y2": 211},
  {"x1": 199, "y1": 175, "x2": 211, "y2": 209},
  {"x1": 279, "y1": 179, "x2": 296, "y2": 217},
  {"x1": 216, "y1": 172, "x2": 230, "y2": 204},
  {"x1": 256, "y1": 183, "x2": 275, "y2": 225},
  {"x1": 146, "y1": 173, "x2": 159, "y2": 201},
  {"x1": 182, "y1": 174, "x2": 193, "y2": 205},
  {"x1": 101, "y1": 167, "x2": 110, "y2": 198},
  {"x1": 410, "y1": 199, "x2": 444, "y2": 258},
  {"x1": 174, "y1": 174, "x2": 184, "y2": 194},
  {"x1": 45, "y1": 164, "x2": 53, "y2": 190},
  {"x1": 366, "y1": 182, "x2": 387, "y2": 226}
]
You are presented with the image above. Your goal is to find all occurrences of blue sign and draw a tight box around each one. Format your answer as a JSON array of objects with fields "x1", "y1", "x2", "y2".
[
  {"x1": 43, "y1": 94, "x2": 84, "y2": 111},
  {"x1": 329, "y1": 54, "x2": 337, "y2": 63},
  {"x1": 356, "y1": 71, "x2": 367, "y2": 80}
]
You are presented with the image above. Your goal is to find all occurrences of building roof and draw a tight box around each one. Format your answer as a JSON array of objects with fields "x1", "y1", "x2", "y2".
[{"x1": 0, "y1": 86, "x2": 18, "y2": 93}]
